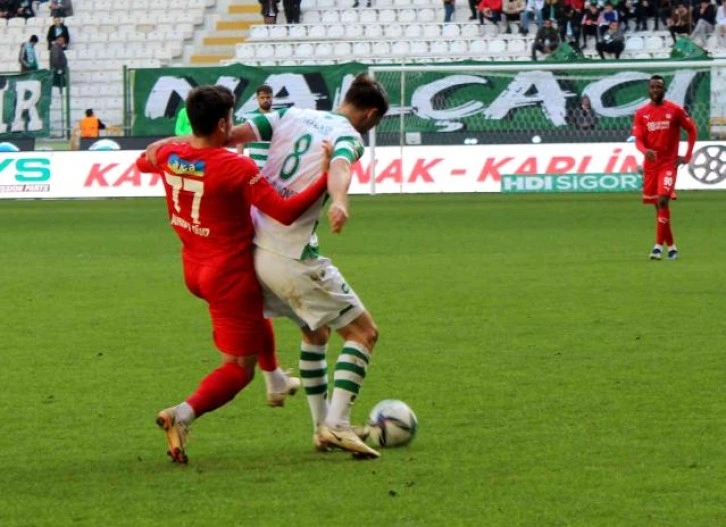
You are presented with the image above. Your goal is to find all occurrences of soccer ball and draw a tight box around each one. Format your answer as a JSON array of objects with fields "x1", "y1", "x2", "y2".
[{"x1": 367, "y1": 399, "x2": 418, "y2": 448}]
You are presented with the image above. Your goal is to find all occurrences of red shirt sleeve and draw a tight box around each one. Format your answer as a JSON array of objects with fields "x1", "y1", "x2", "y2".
[
  {"x1": 677, "y1": 106, "x2": 697, "y2": 160},
  {"x1": 233, "y1": 156, "x2": 328, "y2": 225},
  {"x1": 632, "y1": 109, "x2": 648, "y2": 155},
  {"x1": 136, "y1": 153, "x2": 156, "y2": 173}
]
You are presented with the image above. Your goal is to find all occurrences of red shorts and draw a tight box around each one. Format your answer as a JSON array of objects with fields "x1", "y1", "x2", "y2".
[
  {"x1": 642, "y1": 160, "x2": 677, "y2": 204},
  {"x1": 184, "y1": 262, "x2": 269, "y2": 357}
]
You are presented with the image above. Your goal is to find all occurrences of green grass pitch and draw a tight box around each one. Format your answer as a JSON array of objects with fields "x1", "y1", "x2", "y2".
[{"x1": 1, "y1": 192, "x2": 724, "y2": 526}]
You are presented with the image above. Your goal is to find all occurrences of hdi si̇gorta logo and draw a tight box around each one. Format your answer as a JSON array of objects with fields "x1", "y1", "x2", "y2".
[{"x1": 501, "y1": 173, "x2": 641, "y2": 193}]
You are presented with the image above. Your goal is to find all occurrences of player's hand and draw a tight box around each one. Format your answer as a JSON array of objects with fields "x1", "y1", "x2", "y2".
[
  {"x1": 645, "y1": 149, "x2": 657, "y2": 161},
  {"x1": 676, "y1": 155, "x2": 689, "y2": 166},
  {"x1": 320, "y1": 140, "x2": 333, "y2": 174},
  {"x1": 328, "y1": 202, "x2": 348, "y2": 234}
]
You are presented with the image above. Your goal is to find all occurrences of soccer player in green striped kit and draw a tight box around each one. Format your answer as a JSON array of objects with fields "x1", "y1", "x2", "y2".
[{"x1": 239, "y1": 84, "x2": 274, "y2": 170}]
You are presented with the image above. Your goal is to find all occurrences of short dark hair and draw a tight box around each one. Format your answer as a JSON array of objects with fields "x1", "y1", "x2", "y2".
[
  {"x1": 650, "y1": 75, "x2": 666, "y2": 84},
  {"x1": 29, "y1": 35, "x2": 38, "y2": 43},
  {"x1": 186, "y1": 85, "x2": 235, "y2": 137},
  {"x1": 343, "y1": 73, "x2": 389, "y2": 118},
  {"x1": 256, "y1": 84, "x2": 273, "y2": 95},
  {"x1": 85, "y1": 109, "x2": 93, "y2": 117}
]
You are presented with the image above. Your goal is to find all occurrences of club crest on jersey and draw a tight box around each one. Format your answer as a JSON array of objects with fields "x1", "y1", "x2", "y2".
[{"x1": 168, "y1": 154, "x2": 205, "y2": 177}]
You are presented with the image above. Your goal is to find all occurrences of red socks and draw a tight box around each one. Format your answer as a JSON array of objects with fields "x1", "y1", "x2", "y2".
[
  {"x1": 256, "y1": 318, "x2": 279, "y2": 373},
  {"x1": 186, "y1": 362, "x2": 253, "y2": 418},
  {"x1": 656, "y1": 207, "x2": 672, "y2": 246}
]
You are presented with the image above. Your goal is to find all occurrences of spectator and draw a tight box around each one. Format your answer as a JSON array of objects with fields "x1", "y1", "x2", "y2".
[
  {"x1": 46, "y1": 17, "x2": 70, "y2": 51},
  {"x1": 667, "y1": 2, "x2": 692, "y2": 43},
  {"x1": 598, "y1": 2, "x2": 619, "y2": 36},
  {"x1": 543, "y1": 0, "x2": 560, "y2": 21},
  {"x1": 444, "y1": 0, "x2": 456, "y2": 23},
  {"x1": 0, "y1": 0, "x2": 13, "y2": 18},
  {"x1": 49, "y1": 0, "x2": 73, "y2": 17},
  {"x1": 568, "y1": 95, "x2": 598, "y2": 130},
  {"x1": 502, "y1": 0, "x2": 526, "y2": 32},
  {"x1": 617, "y1": 0, "x2": 636, "y2": 31},
  {"x1": 654, "y1": 0, "x2": 675, "y2": 30},
  {"x1": 716, "y1": 2, "x2": 726, "y2": 47},
  {"x1": 531, "y1": 18, "x2": 561, "y2": 59},
  {"x1": 259, "y1": 0, "x2": 279, "y2": 24},
  {"x1": 352, "y1": 0, "x2": 372, "y2": 6},
  {"x1": 630, "y1": 0, "x2": 649, "y2": 30},
  {"x1": 79, "y1": 109, "x2": 106, "y2": 139},
  {"x1": 596, "y1": 20, "x2": 625, "y2": 57},
  {"x1": 16, "y1": 0, "x2": 34, "y2": 18},
  {"x1": 581, "y1": 2, "x2": 601, "y2": 47},
  {"x1": 18, "y1": 35, "x2": 39, "y2": 72},
  {"x1": 690, "y1": 0, "x2": 716, "y2": 46},
  {"x1": 478, "y1": 0, "x2": 503, "y2": 27},
  {"x1": 282, "y1": 0, "x2": 300, "y2": 23},
  {"x1": 49, "y1": 36, "x2": 68, "y2": 93},
  {"x1": 467, "y1": 0, "x2": 479, "y2": 19},
  {"x1": 558, "y1": 0, "x2": 583, "y2": 45},
  {"x1": 521, "y1": 0, "x2": 546, "y2": 34}
]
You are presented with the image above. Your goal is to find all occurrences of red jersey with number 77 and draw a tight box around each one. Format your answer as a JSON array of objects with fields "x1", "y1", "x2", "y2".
[
  {"x1": 136, "y1": 143, "x2": 327, "y2": 269},
  {"x1": 632, "y1": 100, "x2": 696, "y2": 166}
]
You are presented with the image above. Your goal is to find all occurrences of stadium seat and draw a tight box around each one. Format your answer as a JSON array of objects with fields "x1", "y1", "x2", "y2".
[
  {"x1": 333, "y1": 41, "x2": 353, "y2": 57},
  {"x1": 328, "y1": 24, "x2": 346, "y2": 38},
  {"x1": 302, "y1": 11, "x2": 321, "y2": 23},
  {"x1": 399, "y1": 9, "x2": 417, "y2": 23},
  {"x1": 625, "y1": 36, "x2": 644, "y2": 51},
  {"x1": 450, "y1": 40, "x2": 469, "y2": 55},
  {"x1": 391, "y1": 41, "x2": 410, "y2": 57},
  {"x1": 430, "y1": 40, "x2": 449, "y2": 55},
  {"x1": 645, "y1": 36, "x2": 664, "y2": 50},
  {"x1": 308, "y1": 25, "x2": 327, "y2": 39},
  {"x1": 359, "y1": 10, "x2": 378, "y2": 24},
  {"x1": 315, "y1": 42, "x2": 333, "y2": 58},
  {"x1": 507, "y1": 39, "x2": 526, "y2": 53},
  {"x1": 256, "y1": 44, "x2": 275, "y2": 59},
  {"x1": 269, "y1": 25, "x2": 288, "y2": 39},
  {"x1": 249, "y1": 25, "x2": 269, "y2": 40},
  {"x1": 405, "y1": 24, "x2": 423, "y2": 38},
  {"x1": 385, "y1": 24, "x2": 404, "y2": 38},
  {"x1": 294, "y1": 42, "x2": 316, "y2": 59},
  {"x1": 275, "y1": 43, "x2": 294, "y2": 58},
  {"x1": 417, "y1": 8, "x2": 436, "y2": 22},
  {"x1": 442, "y1": 23, "x2": 461, "y2": 38},
  {"x1": 488, "y1": 39, "x2": 506, "y2": 53},
  {"x1": 410, "y1": 40, "x2": 429, "y2": 56},
  {"x1": 289, "y1": 25, "x2": 307, "y2": 39},
  {"x1": 321, "y1": 11, "x2": 341, "y2": 23},
  {"x1": 469, "y1": 39, "x2": 487, "y2": 53},
  {"x1": 352, "y1": 41, "x2": 372, "y2": 57},
  {"x1": 372, "y1": 41, "x2": 391, "y2": 55},
  {"x1": 341, "y1": 10, "x2": 359, "y2": 23},
  {"x1": 347, "y1": 24, "x2": 364, "y2": 38},
  {"x1": 365, "y1": 24, "x2": 384, "y2": 38},
  {"x1": 423, "y1": 24, "x2": 441, "y2": 38},
  {"x1": 461, "y1": 23, "x2": 480, "y2": 37}
]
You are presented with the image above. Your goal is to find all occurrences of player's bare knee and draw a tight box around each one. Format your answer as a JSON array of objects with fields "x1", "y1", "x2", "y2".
[{"x1": 303, "y1": 326, "x2": 330, "y2": 346}]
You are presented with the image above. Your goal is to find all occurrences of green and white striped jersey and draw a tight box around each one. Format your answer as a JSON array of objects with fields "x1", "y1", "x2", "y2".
[
  {"x1": 240, "y1": 108, "x2": 271, "y2": 170},
  {"x1": 248, "y1": 107, "x2": 364, "y2": 260}
]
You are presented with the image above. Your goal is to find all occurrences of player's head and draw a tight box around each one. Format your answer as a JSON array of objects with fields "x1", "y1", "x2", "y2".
[
  {"x1": 342, "y1": 73, "x2": 389, "y2": 134},
  {"x1": 648, "y1": 75, "x2": 666, "y2": 104},
  {"x1": 256, "y1": 84, "x2": 273, "y2": 113},
  {"x1": 186, "y1": 85, "x2": 235, "y2": 141}
]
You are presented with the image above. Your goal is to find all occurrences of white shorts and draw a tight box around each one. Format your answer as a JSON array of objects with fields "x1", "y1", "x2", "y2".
[{"x1": 254, "y1": 246, "x2": 365, "y2": 331}]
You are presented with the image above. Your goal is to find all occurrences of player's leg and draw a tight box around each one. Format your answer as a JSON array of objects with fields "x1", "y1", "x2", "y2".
[
  {"x1": 657, "y1": 166, "x2": 678, "y2": 259},
  {"x1": 156, "y1": 267, "x2": 260, "y2": 463},
  {"x1": 299, "y1": 325, "x2": 332, "y2": 450},
  {"x1": 258, "y1": 318, "x2": 301, "y2": 408},
  {"x1": 254, "y1": 248, "x2": 378, "y2": 457},
  {"x1": 642, "y1": 165, "x2": 663, "y2": 260}
]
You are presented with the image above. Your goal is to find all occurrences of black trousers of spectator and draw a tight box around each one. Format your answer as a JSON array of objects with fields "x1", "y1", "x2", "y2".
[
  {"x1": 669, "y1": 23, "x2": 690, "y2": 43},
  {"x1": 596, "y1": 41, "x2": 624, "y2": 58},
  {"x1": 468, "y1": 0, "x2": 478, "y2": 19},
  {"x1": 282, "y1": 0, "x2": 300, "y2": 23},
  {"x1": 582, "y1": 25, "x2": 598, "y2": 47},
  {"x1": 654, "y1": 1, "x2": 673, "y2": 30}
]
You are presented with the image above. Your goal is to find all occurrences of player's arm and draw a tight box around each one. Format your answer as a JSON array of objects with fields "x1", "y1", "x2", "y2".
[
  {"x1": 226, "y1": 122, "x2": 258, "y2": 147},
  {"x1": 238, "y1": 157, "x2": 328, "y2": 226},
  {"x1": 327, "y1": 136, "x2": 364, "y2": 234},
  {"x1": 632, "y1": 111, "x2": 655, "y2": 161},
  {"x1": 678, "y1": 108, "x2": 697, "y2": 164},
  {"x1": 136, "y1": 148, "x2": 166, "y2": 173},
  {"x1": 233, "y1": 110, "x2": 281, "y2": 147}
]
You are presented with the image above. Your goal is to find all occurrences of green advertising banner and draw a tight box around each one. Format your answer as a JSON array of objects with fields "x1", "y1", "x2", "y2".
[
  {"x1": 0, "y1": 69, "x2": 52, "y2": 138},
  {"x1": 132, "y1": 61, "x2": 711, "y2": 139}
]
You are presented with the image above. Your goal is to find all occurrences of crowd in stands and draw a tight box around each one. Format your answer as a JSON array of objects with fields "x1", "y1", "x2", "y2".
[
  {"x1": 256, "y1": 0, "x2": 725, "y2": 58},
  {"x1": 1, "y1": 0, "x2": 72, "y2": 19}
]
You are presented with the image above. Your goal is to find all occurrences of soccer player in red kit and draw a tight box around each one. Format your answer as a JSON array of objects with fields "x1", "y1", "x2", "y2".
[
  {"x1": 632, "y1": 75, "x2": 696, "y2": 261},
  {"x1": 136, "y1": 85, "x2": 328, "y2": 464}
]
